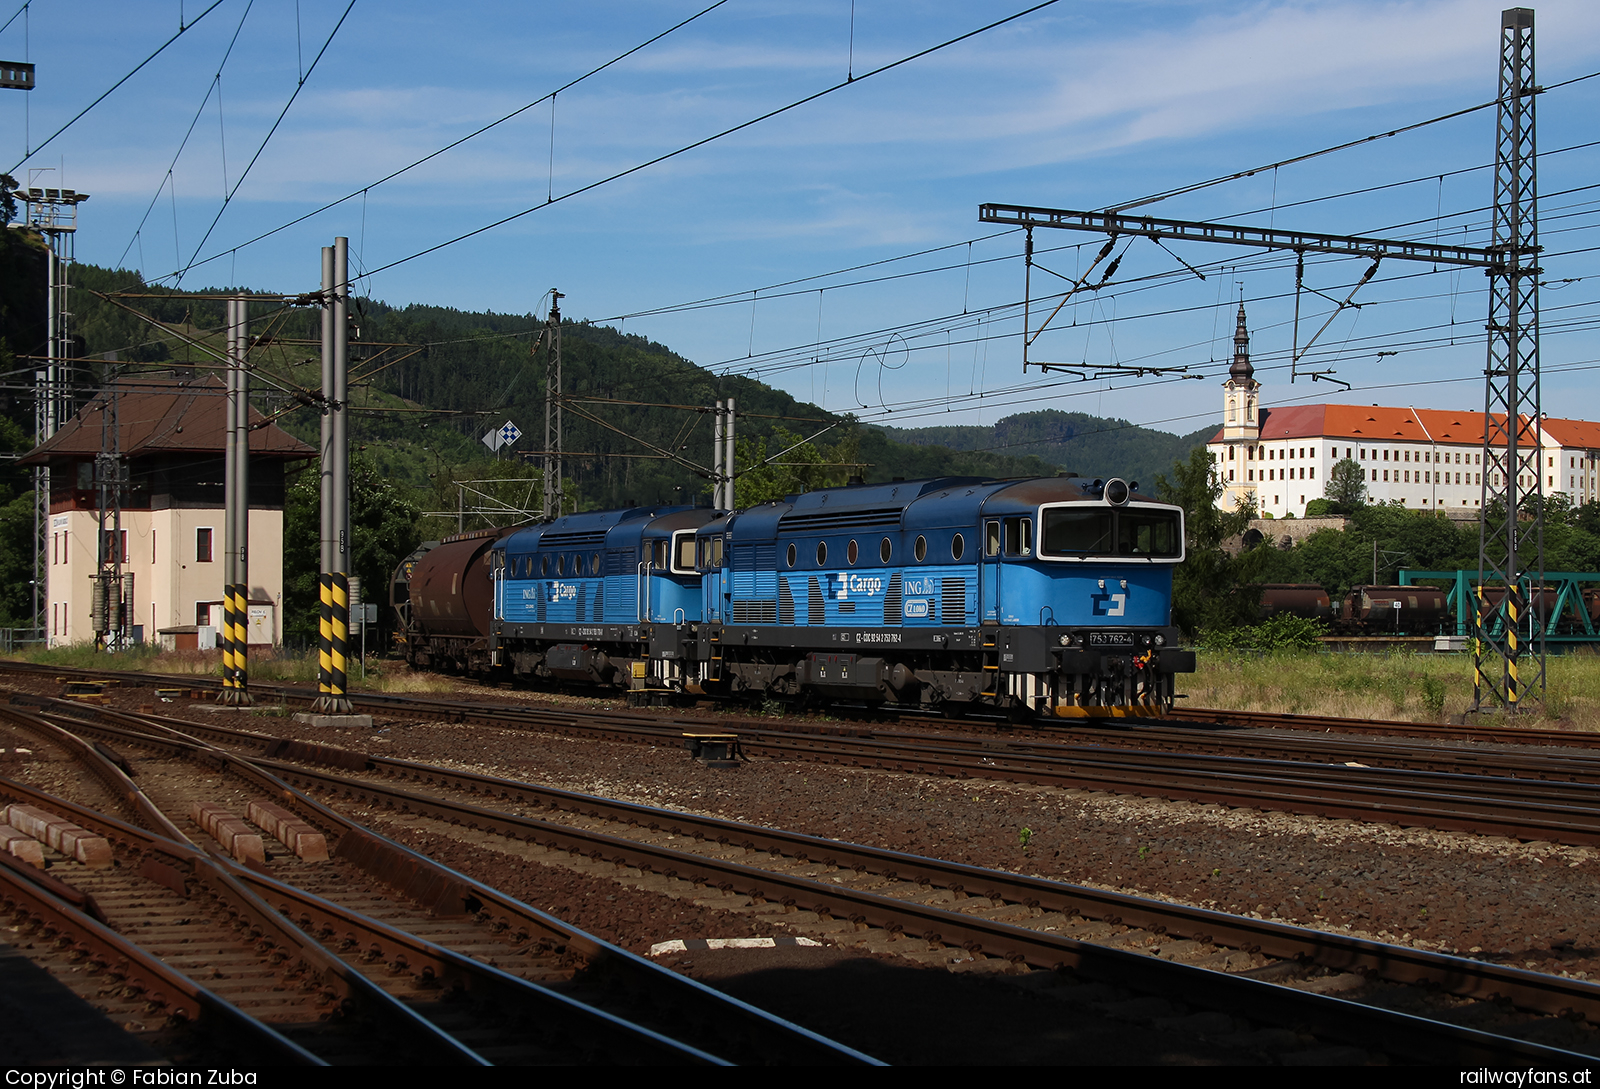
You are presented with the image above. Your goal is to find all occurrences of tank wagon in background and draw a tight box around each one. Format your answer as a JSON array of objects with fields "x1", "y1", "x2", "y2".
[
  {"x1": 1254, "y1": 583, "x2": 1453, "y2": 635},
  {"x1": 393, "y1": 475, "x2": 1196, "y2": 719}
]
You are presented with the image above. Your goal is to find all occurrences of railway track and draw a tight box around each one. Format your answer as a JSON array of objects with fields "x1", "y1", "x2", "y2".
[
  {"x1": 0, "y1": 700, "x2": 880, "y2": 1065},
  {"x1": 19, "y1": 696, "x2": 1600, "y2": 1067},
  {"x1": 10, "y1": 661, "x2": 1600, "y2": 846}
]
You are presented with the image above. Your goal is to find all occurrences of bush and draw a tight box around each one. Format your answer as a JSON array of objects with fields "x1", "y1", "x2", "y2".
[{"x1": 1197, "y1": 613, "x2": 1328, "y2": 652}]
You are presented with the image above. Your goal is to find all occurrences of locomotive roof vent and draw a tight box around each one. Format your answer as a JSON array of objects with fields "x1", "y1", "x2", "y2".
[{"x1": 1104, "y1": 477, "x2": 1131, "y2": 506}]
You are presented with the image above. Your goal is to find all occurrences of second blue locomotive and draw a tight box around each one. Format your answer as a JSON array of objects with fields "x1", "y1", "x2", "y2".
[{"x1": 443, "y1": 473, "x2": 1194, "y2": 718}]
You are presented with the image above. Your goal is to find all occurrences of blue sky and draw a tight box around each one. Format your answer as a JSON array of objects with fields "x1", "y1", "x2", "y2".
[{"x1": 5, "y1": 0, "x2": 1599, "y2": 437}]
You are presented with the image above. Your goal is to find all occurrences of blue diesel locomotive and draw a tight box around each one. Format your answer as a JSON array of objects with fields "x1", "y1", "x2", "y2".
[{"x1": 397, "y1": 474, "x2": 1194, "y2": 717}]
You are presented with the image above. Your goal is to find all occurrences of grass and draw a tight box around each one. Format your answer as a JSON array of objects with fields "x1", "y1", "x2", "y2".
[
  {"x1": 1188, "y1": 647, "x2": 1600, "y2": 730},
  {"x1": 0, "y1": 642, "x2": 458, "y2": 695}
]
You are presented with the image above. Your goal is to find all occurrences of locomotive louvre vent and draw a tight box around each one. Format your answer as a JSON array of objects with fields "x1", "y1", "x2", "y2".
[
  {"x1": 537, "y1": 595, "x2": 547, "y2": 622},
  {"x1": 731, "y1": 599, "x2": 778, "y2": 624},
  {"x1": 883, "y1": 573, "x2": 903, "y2": 625},
  {"x1": 779, "y1": 579, "x2": 796, "y2": 625},
  {"x1": 808, "y1": 576, "x2": 827, "y2": 624},
  {"x1": 780, "y1": 506, "x2": 904, "y2": 534},
  {"x1": 941, "y1": 578, "x2": 966, "y2": 624},
  {"x1": 577, "y1": 585, "x2": 588, "y2": 620}
]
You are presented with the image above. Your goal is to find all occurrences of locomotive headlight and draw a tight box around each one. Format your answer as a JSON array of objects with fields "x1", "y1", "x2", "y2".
[
  {"x1": 1154, "y1": 634, "x2": 1166, "y2": 647},
  {"x1": 1059, "y1": 634, "x2": 1072, "y2": 646},
  {"x1": 1105, "y1": 478, "x2": 1130, "y2": 506}
]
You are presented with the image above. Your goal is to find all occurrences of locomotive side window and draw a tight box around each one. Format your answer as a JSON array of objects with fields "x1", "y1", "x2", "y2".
[
  {"x1": 556, "y1": 555, "x2": 565, "y2": 576},
  {"x1": 1003, "y1": 517, "x2": 1032, "y2": 556},
  {"x1": 879, "y1": 537, "x2": 892, "y2": 563},
  {"x1": 816, "y1": 541, "x2": 828, "y2": 566},
  {"x1": 847, "y1": 539, "x2": 859, "y2": 565},
  {"x1": 541, "y1": 555, "x2": 550, "y2": 577},
  {"x1": 914, "y1": 535, "x2": 927, "y2": 562},
  {"x1": 591, "y1": 553, "x2": 601, "y2": 576},
  {"x1": 711, "y1": 537, "x2": 725, "y2": 568},
  {"x1": 984, "y1": 521, "x2": 1000, "y2": 557},
  {"x1": 951, "y1": 533, "x2": 965, "y2": 561},
  {"x1": 786, "y1": 543, "x2": 797, "y2": 568}
]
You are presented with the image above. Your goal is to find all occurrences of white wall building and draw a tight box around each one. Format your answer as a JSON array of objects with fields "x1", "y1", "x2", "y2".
[
  {"x1": 24, "y1": 375, "x2": 314, "y2": 647},
  {"x1": 1206, "y1": 306, "x2": 1600, "y2": 519}
]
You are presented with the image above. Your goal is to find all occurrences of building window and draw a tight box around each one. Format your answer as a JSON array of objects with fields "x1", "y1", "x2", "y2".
[{"x1": 197, "y1": 527, "x2": 214, "y2": 563}]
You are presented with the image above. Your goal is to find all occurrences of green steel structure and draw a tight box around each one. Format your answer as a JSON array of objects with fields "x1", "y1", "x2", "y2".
[{"x1": 1398, "y1": 569, "x2": 1600, "y2": 647}]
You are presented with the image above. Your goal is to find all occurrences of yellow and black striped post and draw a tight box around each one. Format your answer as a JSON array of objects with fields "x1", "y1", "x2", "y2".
[
  {"x1": 318, "y1": 573, "x2": 333, "y2": 697},
  {"x1": 1471, "y1": 584, "x2": 1485, "y2": 710},
  {"x1": 330, "y1": 573, "x2": 350, "y2": 710},
  {"x1": 230, "y1": 582, "x2": 250, "y2": 701},
  {"x1": 1506, "y1": 592, "x2": 1520, "y2": 712},
  {"x1": 220, "y1": 591, "x2": 235, "y2": 697}
]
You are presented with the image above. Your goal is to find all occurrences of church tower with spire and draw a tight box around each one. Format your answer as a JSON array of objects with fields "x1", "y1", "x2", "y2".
[{"x1": 1222, "y1": 302, "x2": 1260, "y2": 443}]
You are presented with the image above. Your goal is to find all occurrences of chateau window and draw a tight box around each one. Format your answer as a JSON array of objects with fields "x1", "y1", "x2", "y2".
[{"x1": 197, "y1": 528, "x2": 214, "y2": 563}]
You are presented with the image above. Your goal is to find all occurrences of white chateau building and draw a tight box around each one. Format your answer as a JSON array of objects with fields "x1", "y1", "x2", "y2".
[
  {"x1": 1206, "y1": 305, "x2": 1600, "y2": 518},
  {"x1": 22, "y1": 375, "x2": 315, "y2": 648}
]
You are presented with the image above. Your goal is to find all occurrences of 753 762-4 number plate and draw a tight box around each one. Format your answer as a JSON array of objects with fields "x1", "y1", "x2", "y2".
[{"x1": 1087, "y1": 632, "x2": 1136, "y2": 647}]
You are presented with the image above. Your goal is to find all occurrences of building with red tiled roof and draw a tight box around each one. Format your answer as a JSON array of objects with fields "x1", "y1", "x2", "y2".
[
  {"x1": 1206, "y1": 309, "x2": 1600, "y2": 518},
  {"x1": 20, "y1": 375, "x2": 315, "y2": 648}
]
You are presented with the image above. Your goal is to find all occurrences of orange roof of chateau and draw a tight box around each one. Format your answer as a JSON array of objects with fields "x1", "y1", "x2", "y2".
[{"x1": 1212, "y1": 403, "x2": 1544, "y2": 447}]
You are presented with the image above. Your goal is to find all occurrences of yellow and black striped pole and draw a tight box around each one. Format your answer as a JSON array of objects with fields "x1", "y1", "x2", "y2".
[
  {"x1": 230, "y1": 581, "x2": 249, "y2": 698},
  {"x1": 319, "y1": 573, "x2": 333, "y2": 698},
  {"x1": 1506, "y1": 591, "x2": 1520, "y2": 712},
  {"x1": 330, "y1": 573, "x2": 349, "y2": 707}
]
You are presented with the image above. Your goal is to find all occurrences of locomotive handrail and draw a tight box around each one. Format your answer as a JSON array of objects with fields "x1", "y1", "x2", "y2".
[{"x1": 637, "y1": 560, "x2": 650, "y2": 624}]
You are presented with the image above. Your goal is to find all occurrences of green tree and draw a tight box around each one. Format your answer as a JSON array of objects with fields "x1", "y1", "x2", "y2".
[
  {"x1": 1324, "y1": 457, "x2": 1368, "y2": 513},
  {"x1": 734, "y1": 426, "x2": 848, "y2": 506},
  {"x1": 282, "y1": 454, "x2": 421, "y2": 648},
  {"x1": 1157, "y1": 446, "x2": 1256, "y2": 634}
]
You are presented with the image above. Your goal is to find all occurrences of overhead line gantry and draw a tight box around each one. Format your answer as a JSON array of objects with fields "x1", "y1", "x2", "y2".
[{"x1": 982, "y1": 7, "x2": 1546, "y2": 714}]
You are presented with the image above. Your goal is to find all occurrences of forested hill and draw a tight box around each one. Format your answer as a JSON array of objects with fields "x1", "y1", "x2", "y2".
[
  {"x1": 45, "y1": 263, "x2": 1211, "y2": 512},
  {"x1": 878, "y1": 411, "x2": 1217, "y2": 489}
]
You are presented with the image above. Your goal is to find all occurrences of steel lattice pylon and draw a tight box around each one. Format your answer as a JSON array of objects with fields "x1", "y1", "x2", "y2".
[{"x1": 1474, "y1": 7, "x2": 1544, "y2": 712}]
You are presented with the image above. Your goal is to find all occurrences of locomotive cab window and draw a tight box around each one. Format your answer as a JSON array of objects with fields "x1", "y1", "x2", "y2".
[
  {"x1": 1003, "y1": 517, "x2": 1032, "y2": 557},
  {"x1": 984, "y1": 520, "x2": 1000, "y2": 557},
  {"x1": 1042, "y1": 509, "x2": 1111, "y2": 556},
  {"x1": 650, "y1": 540, "x2": 669, "y2": 569},
  {"x1": 672, "y1": 531, "x2": 697, "y2": 574},
  {"x1": 1040, "y1": 506, "x2": 1181, "y2": 560}
]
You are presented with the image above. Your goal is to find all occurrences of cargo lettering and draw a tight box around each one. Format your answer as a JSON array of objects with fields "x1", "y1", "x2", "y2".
[{"x1": 834, "y1": 573, "x2": 884, "y2": 599}]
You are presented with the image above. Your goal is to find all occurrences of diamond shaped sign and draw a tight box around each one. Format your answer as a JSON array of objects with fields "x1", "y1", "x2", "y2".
[{"x1": 499, "y1": 421, "x2": 522, "y2": 448}]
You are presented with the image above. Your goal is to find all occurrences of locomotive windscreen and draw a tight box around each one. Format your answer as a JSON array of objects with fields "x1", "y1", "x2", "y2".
[{"x1": 1041, "y1": 508, "x2": 1180, "y2": 558}]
